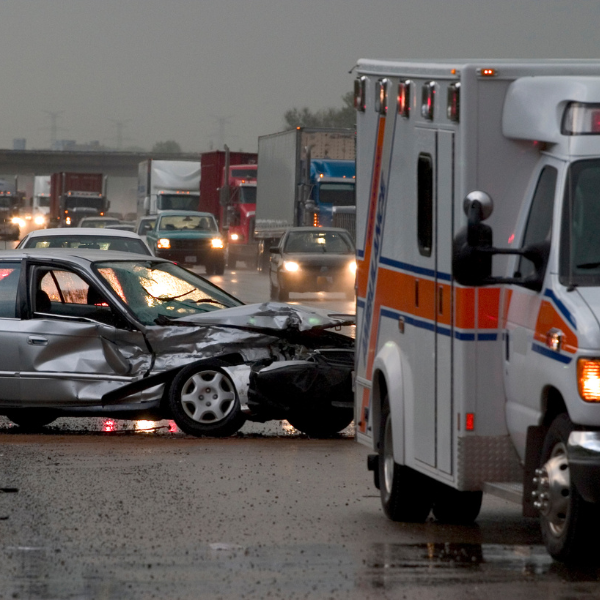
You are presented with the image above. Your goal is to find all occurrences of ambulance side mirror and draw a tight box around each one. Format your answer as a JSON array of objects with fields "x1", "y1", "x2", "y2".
[{"x1": 452, "y1": 192, "x2": 494, "y2": 286}]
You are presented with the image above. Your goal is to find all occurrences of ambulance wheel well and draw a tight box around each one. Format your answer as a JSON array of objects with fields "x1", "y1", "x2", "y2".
[
  {"x1": 372, "y1": 370, "x2": 388, "y2": 450},
  {"x1": 541, "y1": 386, "x2": 567, "y2": 427}
]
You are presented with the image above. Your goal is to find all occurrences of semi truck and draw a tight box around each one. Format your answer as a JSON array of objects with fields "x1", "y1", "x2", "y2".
[
  {"x1": 255, "y1": 127, "x2": 356, "y2": 270},
  {"x1": 49, "y1": 172, "x2": 108, "y2": 227},
  {"x1": 198, "y1": 149, "x2": 258, "y2": 268},
  {"x1": 137, "y1": 159, "x2": 200, "y2": 218},
  {"x1": 0, "y1": 180, "x2": 22, "y2": 240},
  {"x1": 32, "y1": 175, "x2": 51, "y2": 227},
  {"x1": 354, "y1": 59, "x2": 600, "y2": 562}
]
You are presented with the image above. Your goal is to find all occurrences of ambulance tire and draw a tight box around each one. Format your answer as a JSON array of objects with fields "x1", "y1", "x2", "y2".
[
  {"x1": 6, "y1": 410, "x2": 57, "y2": 430},
  {"x1": 538, "y1": 413, "x2": 598, "y2": 562},
  {"x1": 432, "y1": 485, "x2": 483, "y2": 524},
  {"x1": 379, "y1": 398, "x2": 433, "y2": 522}
]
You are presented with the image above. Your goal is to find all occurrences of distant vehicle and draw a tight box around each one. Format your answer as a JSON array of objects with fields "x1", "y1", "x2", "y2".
[
  {"x1": 255, "y1": 128, "x2": 356, "y2": 270},
  {"x1": 269, "y1": 227, "x2": 356, "y2": 301},
  {"x1": 147, "y1": 211, "x2": 225, "y2": 274},
  {"x1": 32, "y1": 175, "x2": 51, "y2": 227},
  {"x1": 199, "y1": 149, "x2": 258, "y2": 269},
  {"x1": 106, "y1": 222, "x2": 136, "y2": 232},
  {"x1": 0, "y1": 180, "x2": 22, "y2": 241},
  {"x1": 0, "y1": 249, "x2": 354, "y2": 438},
  {"x1": 17, "y1": 227, "x2": 152, "y2": 255},
  {"x1": 135, "y1": 216, "x2": 156, "y2": 247},
  {"x1": 49, "y1": 172, "x2": 109, "y2": 228},
  {"x1": 78, "y1": 216, "x2": 121, "y2": 229},
  {"x1": 137, "y1": 160, "x2": 200, "y2": 218}
]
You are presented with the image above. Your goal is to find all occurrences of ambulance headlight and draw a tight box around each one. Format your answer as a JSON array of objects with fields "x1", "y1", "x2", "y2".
[
  {"x1": 578, "y1": 358, "x2": 600, "y2": 402},
  {"x1": 157, "y1": 238, "x2": 171, "y2": 249},
  {"x1": 211, "y1": 237, "x2": 224, "y2": 249},
  {"x1": 283, "y1": 261, "x2": 300, "y2": 272}
]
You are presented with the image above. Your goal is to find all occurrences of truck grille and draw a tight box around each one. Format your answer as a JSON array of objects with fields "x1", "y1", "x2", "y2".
[
  {"x1": 332, "y1": 212, "x2": 356, "y2": 241},
  {"x1": 170, "y1": 238, "x2": 211, "y2": 250}
]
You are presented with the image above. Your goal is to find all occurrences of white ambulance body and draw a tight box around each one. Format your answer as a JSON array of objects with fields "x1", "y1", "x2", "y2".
[{"x1": 354, "y1": 59, "x2": 600, "y2": 561}]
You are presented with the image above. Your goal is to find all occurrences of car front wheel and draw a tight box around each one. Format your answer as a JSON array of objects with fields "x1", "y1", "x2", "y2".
[
  {"x1": 6, "y1": 410, "x2": 57, "y2": 431},
  {"x1": 168, "y1": 361, "x2": 246, "y2": 437}
]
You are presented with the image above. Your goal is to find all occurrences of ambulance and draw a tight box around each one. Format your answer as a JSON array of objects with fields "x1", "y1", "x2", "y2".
[{"x1": 353, "y1": 59, "x2": 600, "y2": 561}]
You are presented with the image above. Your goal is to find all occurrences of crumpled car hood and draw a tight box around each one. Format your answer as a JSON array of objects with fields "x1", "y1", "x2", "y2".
[{"x1": 168, "y1": 302, "x2": 355, "y2": 333}]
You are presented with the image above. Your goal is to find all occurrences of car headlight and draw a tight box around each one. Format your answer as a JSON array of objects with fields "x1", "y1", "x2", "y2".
[
  {"x1": 283, "y1": 261, "x2": 300, "y2": 272},
  {"x1": 578, "y1": 358, "x2": 600, "y2": 402},
  {"x1": 11, "y1": 217, "x2": 25, "y2": 228},
  {"x1": 211, "y1": 237, "x2": 224, "y2": 249},
  {"x1": 230, "y1": 233, "x2": 239, "y2": 241},
  {"x1": 348, "y1": 260, "x2": 357, "y2": 274},
  {"x1": 157, "y1": 238, "x2": 171, "y2": 249},
  {"x1": 34, "y1": 215, "x2": 46, "y2": 226}
]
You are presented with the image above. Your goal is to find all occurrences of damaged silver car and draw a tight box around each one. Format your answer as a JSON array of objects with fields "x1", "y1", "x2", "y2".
[{"x1": 0, "y1": 249, "x2": 354, "y2": 437}]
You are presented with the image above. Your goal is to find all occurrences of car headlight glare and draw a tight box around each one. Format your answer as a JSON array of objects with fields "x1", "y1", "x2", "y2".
[
  {"x1": 211, "y1": 238, "x2": 224, "y2": 249},
  {"x1": 230, "y1": 233, "x2": 239, "y2": 241},
  {"x1": 11, "y1": 217, "x2": 25, "y2": 228},
  {"x1": 284, "y1": 261, "x2": 300, "y2": 272},
  {"x1": 34, "y1": 215, "x2": 46, "y2": 226},
  {"x1": 157, "y1": 238, "x2": 171, "y2": 249},
  {"x1": 348, "y1": 260, "x2": 357, "y2": 274},
  {"x1": 578, "y1": 358, "x2": 600, "y2": 402}
]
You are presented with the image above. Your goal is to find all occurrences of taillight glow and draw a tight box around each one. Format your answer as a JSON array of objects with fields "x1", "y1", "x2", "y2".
[
  {"x1": 466, "y1": 413, "x2": 475, "y2": 431},
  {"x1": 578, "y1": 359, "x2": 600, "y2": 402}
]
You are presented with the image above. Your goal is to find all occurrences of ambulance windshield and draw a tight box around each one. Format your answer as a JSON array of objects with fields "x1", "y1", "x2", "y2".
[{"x1": 560, "y1": 159, "x2": 600, "y2": 286}]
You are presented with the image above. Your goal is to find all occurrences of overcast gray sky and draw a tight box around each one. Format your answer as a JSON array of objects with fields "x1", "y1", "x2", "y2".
[{"x1": 2, "y1": 0, "x2": 599, "y2": 153}]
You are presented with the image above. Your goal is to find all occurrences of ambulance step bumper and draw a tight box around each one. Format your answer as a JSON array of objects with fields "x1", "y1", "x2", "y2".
[{"x1": 483, "y1": 482, "x2": 523, "y2": 504}]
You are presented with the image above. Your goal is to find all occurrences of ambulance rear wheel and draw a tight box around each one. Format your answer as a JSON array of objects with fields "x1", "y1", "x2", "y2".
[
  {"x1": 379, "y1": 398, "x2": 433, "y2": 522},
  {"x1": 432, "y1": 484, "x2": 482, "y2": 524},
  {"x1": 536, "y1": 413, "x2": 598, "y2": 562}
]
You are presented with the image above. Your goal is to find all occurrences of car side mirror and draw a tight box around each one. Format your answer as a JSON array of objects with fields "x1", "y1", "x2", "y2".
[{"x1": 270, "y1": 247, "x2": 281, "y2": 254}]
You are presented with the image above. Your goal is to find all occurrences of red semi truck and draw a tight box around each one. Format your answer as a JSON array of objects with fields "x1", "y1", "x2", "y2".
[
  {"x1": 199, "y1": 148, "x2": 257, "y2": 268},
  {"x1": 50, "y1": 172, "x2": 108, "y2": 227}
]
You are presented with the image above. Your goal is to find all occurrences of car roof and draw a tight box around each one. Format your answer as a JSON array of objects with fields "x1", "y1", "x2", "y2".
[
  {"x1": 156, "y1": 210, "x2": 215, "y2": 218},
  {"x1": 284, "y1": 227, "x2": 352, "y2": 234},
  {"x1": 22, "y1": 227, "x2": 144, "y2": 240},
  {"x1": 0, "y1": 248, "x2": 169, "y2": 266},
  {"x1": 79, "y1": 216, "x2": 120, "y2": 221}
]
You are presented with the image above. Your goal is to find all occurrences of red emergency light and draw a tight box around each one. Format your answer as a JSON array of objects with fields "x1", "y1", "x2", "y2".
[
  {"x1": 375, "y1": 78, "x2": 390, "y2": 115},
  {"x1": 447, "y1": 82, "x2": 461, "y2": 122},
  {"x1": 398, "y1": 80, "x2": 411, "y2": 118}
]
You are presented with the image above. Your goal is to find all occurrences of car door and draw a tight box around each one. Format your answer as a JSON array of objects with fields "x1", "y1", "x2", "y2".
[
  {"x1": 19, "y1": 261, "x2": 151, "y2": 407},
  {"x1": 0, "y1": 260, "x2": 24, "y2": 405}
]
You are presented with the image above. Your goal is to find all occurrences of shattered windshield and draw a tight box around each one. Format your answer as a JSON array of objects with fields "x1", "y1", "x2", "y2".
[{"x1": 94, "y1": 260, "x2": 242, "y2": 325}]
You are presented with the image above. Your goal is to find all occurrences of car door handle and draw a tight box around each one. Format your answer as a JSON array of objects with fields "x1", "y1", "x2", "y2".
[{"x1": 27, "y1": 336, "x2": 48, "y2": 346}]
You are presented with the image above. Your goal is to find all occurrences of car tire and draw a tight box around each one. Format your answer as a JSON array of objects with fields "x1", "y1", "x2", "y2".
[
  {"x1": 536, "y1": 413, "x2": 598, "y2": 562},
  {"x1": 168, "y1": 361, "x2": 246, "y2": 438},
  {"x1": 214, "y1": 256, "x2": 225, "y2": 275},
  {"x1": 432, "y1": 484, "x2": 483, "y2": 524},
  {"x1": 287, "y1": 406, "x2": 354, "y2": 438},
  {"x1": 205, "y1": 262, "x2": 215, "y2": 276},
  {"x1": 6, "y1": 410, "x2": 57, "y2": 431},
  {"x1": 379, "y1": 396, "x2": 433, "y2": 522},
  {"x1": 277, "y1": 282, "x2": 289, "y2": 301}
]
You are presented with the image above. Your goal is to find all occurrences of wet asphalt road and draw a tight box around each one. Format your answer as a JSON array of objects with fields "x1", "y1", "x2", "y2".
[{"x1": 0, "y1": 262, "x2": 599, "y2": 598}]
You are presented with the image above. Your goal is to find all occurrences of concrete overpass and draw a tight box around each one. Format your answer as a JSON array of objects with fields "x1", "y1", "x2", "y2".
[{"x1": 0, "y1": 149, "x2": 201, "y2": 177}]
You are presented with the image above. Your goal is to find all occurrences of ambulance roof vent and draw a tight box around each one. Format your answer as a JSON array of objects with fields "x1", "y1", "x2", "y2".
[{"x1": 503, "y1": 76, "x2": 600, "y2": 143}]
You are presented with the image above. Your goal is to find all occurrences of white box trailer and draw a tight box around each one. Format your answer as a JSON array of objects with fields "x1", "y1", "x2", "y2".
[
  {"x1": 354, "y1": 59, "x2": 600, "y2": 561},
  {"x1": 137, "y1": 159, "x2": 200, "y2": 217}
]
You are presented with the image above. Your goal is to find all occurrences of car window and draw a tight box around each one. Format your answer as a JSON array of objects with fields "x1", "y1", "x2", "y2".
[
  {"x1": 33, "y1": 267, "x2": 121, "y2": 326},
  {"x1": 0, "y1": 263, "x2": 21, "y2": 318},
  {"x1": 284, "y1": 231, "x2": 354, "y2": 253},
  {"x1": 138, "y1": 220, "x2": 156, "y2": 235}
]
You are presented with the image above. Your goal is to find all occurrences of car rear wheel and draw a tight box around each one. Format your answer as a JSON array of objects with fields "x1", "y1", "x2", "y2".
[
  {"x1": 168, "y1": 361, "x2": 246, "y2": 437},
  {"x1": 6, "y1": 410, "x2": 57, "y2": 431}
]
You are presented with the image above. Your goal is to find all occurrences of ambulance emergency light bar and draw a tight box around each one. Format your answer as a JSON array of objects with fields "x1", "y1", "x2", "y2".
[{"x1": 562, "y1": 102, "x2": 600, "y2": 135}]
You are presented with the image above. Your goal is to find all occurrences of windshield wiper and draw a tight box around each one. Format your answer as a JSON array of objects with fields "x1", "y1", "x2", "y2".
[{"x1": 576, "y1": 262, "x2": 600, "y2": 269}]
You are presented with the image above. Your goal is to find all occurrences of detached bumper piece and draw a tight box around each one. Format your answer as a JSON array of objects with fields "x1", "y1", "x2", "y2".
[{"x1": 247, "y1": 350, "x2": 354, "y2": 421}]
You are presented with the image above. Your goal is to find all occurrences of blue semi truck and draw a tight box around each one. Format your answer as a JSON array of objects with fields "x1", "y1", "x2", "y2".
[{"x1": 255, "y1": 127, "x2": 356, "y2": 270}]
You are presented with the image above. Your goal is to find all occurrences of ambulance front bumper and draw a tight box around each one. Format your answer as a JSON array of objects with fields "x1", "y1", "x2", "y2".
[{"x1": 568, "y1": 431, "x2": 600, "y2": 503}]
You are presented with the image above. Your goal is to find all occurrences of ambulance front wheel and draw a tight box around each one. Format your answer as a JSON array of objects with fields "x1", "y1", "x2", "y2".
[
  {"x1": 378, "y1": 397, "x2": 433, "y2": 522},
  {"x1": 536, "y1": 413, "x2": 598, "y2": 562}
]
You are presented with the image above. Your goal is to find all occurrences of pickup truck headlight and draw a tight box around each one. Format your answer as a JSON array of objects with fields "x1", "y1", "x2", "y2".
[
  {"x1": 284, "y1": 261, "x2": 300, "y2": 272},
  {"x1": 157, "y1": 238, "x2": 171, "y2": 249},
  {"x1": 211, "y1": 238, "x2": 224, "y2": 249},
  {"x1": 578, "y1": 358, "x2": 600, "y2": 402},
  {"x1": 34, "y1": 215, "x2": 46, "y2": 226}
]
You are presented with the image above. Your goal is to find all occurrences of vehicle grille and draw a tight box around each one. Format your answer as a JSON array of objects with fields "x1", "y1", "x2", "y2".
[
  {"x1": 332, "y1": 212, "x2": 356, "y2": 241},
  {"x1": 170, "y1": 238, "x2": 211, "y2": 250}
]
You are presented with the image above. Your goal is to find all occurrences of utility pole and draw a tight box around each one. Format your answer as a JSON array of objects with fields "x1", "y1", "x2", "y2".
[{"x1": 42, "y1": 110, "x2": 65, "y2": 148}]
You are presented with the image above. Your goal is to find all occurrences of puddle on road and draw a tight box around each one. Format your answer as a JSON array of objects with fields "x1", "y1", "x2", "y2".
[
  {"x1": 1, "y1": 542, "x2": 598, "y2": 600},
  {"x1": 0, "y1": 416, "x2": 355, "y2": 438}
]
